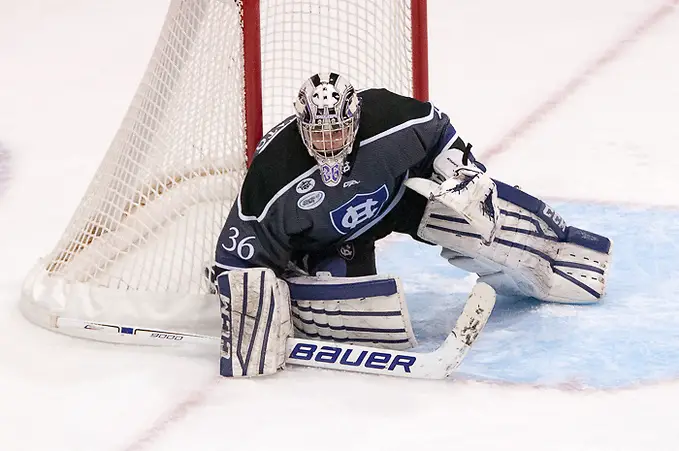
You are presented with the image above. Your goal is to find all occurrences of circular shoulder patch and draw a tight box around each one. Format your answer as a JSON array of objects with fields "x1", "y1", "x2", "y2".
[
  {"x1": 296, "y1": 177, "x2": 315, "y2": 194},
  {"x1": 297, "y1": 191, "x2": 325, "y2": 210}
]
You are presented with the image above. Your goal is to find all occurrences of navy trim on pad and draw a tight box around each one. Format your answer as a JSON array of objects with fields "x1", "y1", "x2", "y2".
[{"x1": 288, "y1": 278, "x2": 398, "y2": 301}]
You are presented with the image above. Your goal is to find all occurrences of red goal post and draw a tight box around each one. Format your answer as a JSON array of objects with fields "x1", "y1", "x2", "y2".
[
  {"x1": 242, "y1": 0, "x2": 429, "y2": 164},
  {"x1": 20, "y1": 0, "x2": 429, "y2": 343}
]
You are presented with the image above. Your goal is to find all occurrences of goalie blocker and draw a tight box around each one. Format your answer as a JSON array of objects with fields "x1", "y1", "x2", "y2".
[{"x1": 216, "y1": 268, "x2": 495, "y2": 378}]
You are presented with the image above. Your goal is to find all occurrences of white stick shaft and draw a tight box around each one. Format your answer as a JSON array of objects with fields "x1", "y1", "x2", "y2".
[
  {"x1": 53, "y1": 283, "x2": 495, "y2": 379},
  {"x1": 55, "y1": 317, "x2": 448, "y2": 378}
]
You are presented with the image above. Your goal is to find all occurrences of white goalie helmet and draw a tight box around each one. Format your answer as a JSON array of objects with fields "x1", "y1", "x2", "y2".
[{"x1": 293, "y1": 72, "x2": 361, "y2": 187}]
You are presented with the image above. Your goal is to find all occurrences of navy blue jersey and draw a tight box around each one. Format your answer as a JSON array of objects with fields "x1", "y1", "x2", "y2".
[{"x1": 215, "y1": 88, "x2": 472, "y2": 275}]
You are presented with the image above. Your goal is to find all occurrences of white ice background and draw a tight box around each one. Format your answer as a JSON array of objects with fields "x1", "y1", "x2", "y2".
[{"x1": 1, "y1": 0, "x2": 679, "y2": 450}]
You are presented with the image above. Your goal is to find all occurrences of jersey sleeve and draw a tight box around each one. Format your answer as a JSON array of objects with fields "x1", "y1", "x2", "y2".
[
  {"x1": 215, "y1": 167, "x2": 294, "y2": 276},
  {"x1": 215, "y1": 117, "x2": 315, "y2": 276},
  {"x1": 357, "y1": 89, "x2": 484, "y2": 178},
  {"x1": 411, "y1": 105, "x2": 485, "y2": 175},
  {"x1": 215, "y1": 202, "x2": 292, "y2": 275}
]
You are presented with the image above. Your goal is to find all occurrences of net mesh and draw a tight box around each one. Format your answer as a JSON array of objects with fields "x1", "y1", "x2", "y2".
[
  {"x1": 259, "y1": 0, "x2": 414, "y2": 132},
  {"x1": 23, "y1": 0, "x2": 419, "y2": 330}
]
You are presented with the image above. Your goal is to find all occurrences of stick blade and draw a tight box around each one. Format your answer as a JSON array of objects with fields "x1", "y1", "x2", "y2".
[
  {"x1": 458, "y1": 282, "x2": 495, "y2": 344},
  {"x1": 439, "y1": 282, "x2": 496, "y2": 377}
]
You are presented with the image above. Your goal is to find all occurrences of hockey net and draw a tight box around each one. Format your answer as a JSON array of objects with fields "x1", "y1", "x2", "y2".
[{"x1": 21, "y1": 0, "x2": 428, "y2": 342}]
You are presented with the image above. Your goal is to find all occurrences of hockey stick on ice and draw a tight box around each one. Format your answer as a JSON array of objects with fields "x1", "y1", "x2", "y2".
[
  {"x1": 55, "y1": 282, "x2": 495, "y2": 379},
  {"x1": 285, "y1": 282, "x2": 496, "y2": 378}
]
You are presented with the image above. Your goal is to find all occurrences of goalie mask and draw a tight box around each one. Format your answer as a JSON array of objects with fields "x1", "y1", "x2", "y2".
[{"x1": 293, "y1": 72, "x2": 361, "y2": 187}]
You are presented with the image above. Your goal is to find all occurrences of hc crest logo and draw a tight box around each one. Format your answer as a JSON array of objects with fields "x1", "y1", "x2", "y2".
[{"x1": 330, "y1": 185, "x2": 389, "y2": 235}]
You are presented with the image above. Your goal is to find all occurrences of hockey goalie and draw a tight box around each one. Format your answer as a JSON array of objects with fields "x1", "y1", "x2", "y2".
[{"x1": 213, "y1": 72, "x2": 613, "y2": 378}]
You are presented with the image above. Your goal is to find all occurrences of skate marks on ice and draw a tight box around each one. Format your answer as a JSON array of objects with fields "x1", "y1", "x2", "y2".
[{"x1": 378, "y1": 202, "x2": 679, "y2": 389}]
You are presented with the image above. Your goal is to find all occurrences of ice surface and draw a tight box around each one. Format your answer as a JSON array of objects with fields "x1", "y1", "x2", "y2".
[{"x1": 1, "y1": 0, "x2": 678, "y2": 450}]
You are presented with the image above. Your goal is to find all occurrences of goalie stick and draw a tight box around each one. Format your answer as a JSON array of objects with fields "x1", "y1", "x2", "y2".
[{"x1": 54, "y1": 283, "x2": 495, "y2": 379}]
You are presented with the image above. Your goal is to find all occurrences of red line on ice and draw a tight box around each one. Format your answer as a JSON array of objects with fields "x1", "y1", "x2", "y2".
[
  {"x1": 122, "y1": 377, "x2": 221, "y2": 451},
  {"x1": 483, "y1": 0, "x2": 678, "y2": 162},
  {"x1": 119, "y1": 2, "x2": 678, "y2": 450}
]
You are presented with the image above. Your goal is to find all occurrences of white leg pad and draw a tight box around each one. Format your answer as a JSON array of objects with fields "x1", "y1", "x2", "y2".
[
  {"x1": 217, "y1": 268, "x2": 293, "y2": 377},
  {"x1": 285, "y1": 273, "x2": 417, "y2": 350},
  {"x1": 418, "y1": 190, "x2": 612, "y2": 304}
]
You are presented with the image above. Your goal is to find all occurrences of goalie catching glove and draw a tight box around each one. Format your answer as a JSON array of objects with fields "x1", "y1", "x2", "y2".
[
  {"x1": 406, "y1": 147, "x2": 612, "y2": 304},
  {"x1": 406, "y1": 144, "x2": 501, "y2": 245}
]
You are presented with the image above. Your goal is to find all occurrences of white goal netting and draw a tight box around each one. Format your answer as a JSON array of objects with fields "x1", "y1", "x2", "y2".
[{"x1": 21, "y1": 0, "x2": 426, "y2": 341}]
